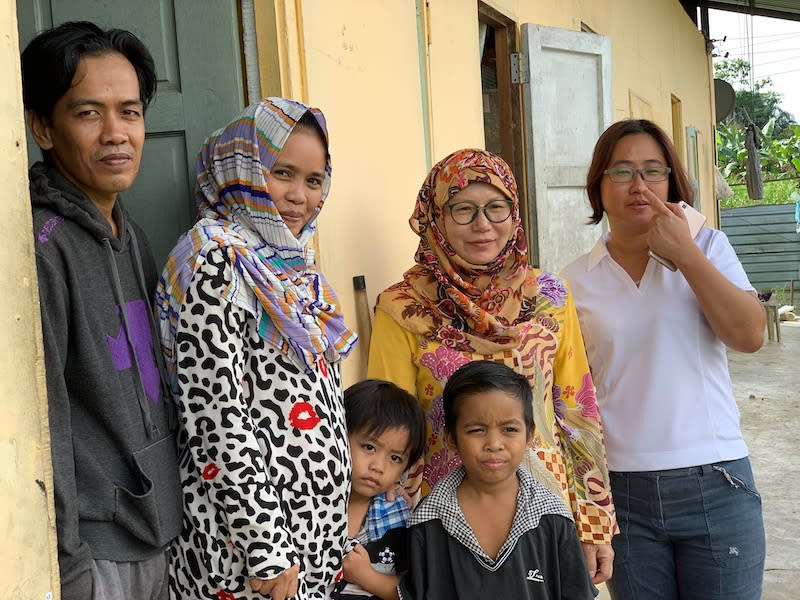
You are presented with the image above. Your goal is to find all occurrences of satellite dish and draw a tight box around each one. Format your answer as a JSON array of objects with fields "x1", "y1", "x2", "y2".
[{"x1": 714, "y1": 79, "x2": 736, "y2": 123}]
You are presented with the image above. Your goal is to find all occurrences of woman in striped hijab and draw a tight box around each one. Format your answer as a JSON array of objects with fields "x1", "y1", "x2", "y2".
[{"x1": 157, "y1": 98, "x2": 357, "y2": 600}]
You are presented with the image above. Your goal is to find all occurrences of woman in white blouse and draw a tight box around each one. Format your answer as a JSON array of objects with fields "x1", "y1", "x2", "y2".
[{"x1": 562, "y1": 119, "x2": 766, "y2": 600}]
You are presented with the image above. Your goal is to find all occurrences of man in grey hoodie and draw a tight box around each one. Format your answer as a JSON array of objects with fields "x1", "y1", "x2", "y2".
[{"x1": 21, "y1": 21, "x2": 181, "y2": 600}]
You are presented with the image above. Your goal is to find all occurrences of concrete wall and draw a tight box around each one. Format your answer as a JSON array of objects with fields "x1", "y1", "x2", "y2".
[
  {"x1": 270, "y1": 0, "x2": 717, "y2": 383},
  {"x1": 0, "y1": 0, "x2": 59, "y2": 596}
]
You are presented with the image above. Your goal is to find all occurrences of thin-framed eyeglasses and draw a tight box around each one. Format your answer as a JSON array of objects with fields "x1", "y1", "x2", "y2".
[
  {"x1": 604, "y1": 166, "x2": 671, "y2": 183},
  {"x1": 446, "y1": 199, "x2": 513, "y2": 225}
]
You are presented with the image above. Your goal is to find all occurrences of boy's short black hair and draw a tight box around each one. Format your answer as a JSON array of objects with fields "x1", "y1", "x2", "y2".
[
  {"x1": 21, "y1": 20, "x2": 157, "y2": 120},
  {"x1": 443, "y1": 361, "x2": 533, "y2": 440},
  {"x1": 344, "y1": 380, "x2": 426, "y2": 467}
]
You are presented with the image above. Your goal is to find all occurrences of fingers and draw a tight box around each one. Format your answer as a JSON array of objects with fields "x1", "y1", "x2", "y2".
[
  {"x1": 580, "y1": 543, "x2": 598, "y2": 581},
  {"x1": 640, "y1": 188, "x2": 673, "y2": 215},
  {"x1": 593, "y1": 557, "x2": 613, "y2": 583},
  {"x1": 268, "y1": 577, "x2": 290, "y2": 600},
  {"x1": 594, "y1": 553, "x2": 613, "y2": 583},
  {"x1": 592, "y1": 544, "x2": 614, "y2": 584},
  {"x1": 662, "y1": 200, "x2": 686, "y2": 219},
  {"x1": 249, "y1": 564, "x2": 300, "y2": 599},
  {"x1": 285, "y1": 566, "x2": 299, "y2": 599},
  {"x1": 641, "y1": 188, "x2": 687, "y2": 221}
]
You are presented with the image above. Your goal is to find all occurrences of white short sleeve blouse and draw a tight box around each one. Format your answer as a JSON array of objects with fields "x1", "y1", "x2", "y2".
[{"x1": 562, "y1": 228, "x2": 754, "y2": 472}]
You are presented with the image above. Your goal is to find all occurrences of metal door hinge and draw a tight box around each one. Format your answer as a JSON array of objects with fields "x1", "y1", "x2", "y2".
[{"x1": 510, "y1": 52, "x2": 529, "y2": 84}]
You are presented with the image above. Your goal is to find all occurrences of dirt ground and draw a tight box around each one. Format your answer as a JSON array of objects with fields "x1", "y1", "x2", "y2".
[{"x1": 728, "y1": 321, "x2": 800, "y2": 600}]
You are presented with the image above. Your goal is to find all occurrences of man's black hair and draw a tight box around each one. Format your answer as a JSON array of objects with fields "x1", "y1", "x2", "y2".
[
  {"x1": 344, "y1": 380, "x2": 426, "y2": 467},
  {"x1": 21, "y1": 20, "x2": 157, "y2": 120},
  {"x1": 443, "y1": 360, "x2": 533, "y2": 441}
]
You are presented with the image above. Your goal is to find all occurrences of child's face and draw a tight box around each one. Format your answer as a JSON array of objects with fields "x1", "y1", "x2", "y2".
[
  {"x1": 446, "y1": 389, "x2": 530, "y2": 489},
  {"x1": 348, "y1": 426, "x2": 411, "y2": 500}
]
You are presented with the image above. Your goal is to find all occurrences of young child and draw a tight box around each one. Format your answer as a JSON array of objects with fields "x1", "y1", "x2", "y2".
[
  {"x1": 333, "y1": 380, "x2": 426, "y2": 600},
  {"x1": 399, "y1": 361, "x2": 597, "y2": 599}
]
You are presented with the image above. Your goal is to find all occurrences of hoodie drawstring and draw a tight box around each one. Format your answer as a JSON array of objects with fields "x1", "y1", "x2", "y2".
[
  {"x1": 126, "y1": 224, "x2": 178, "y2": 432},
  {"x1": 104, "y1": 237, "x2": 158, "y2": 439}
]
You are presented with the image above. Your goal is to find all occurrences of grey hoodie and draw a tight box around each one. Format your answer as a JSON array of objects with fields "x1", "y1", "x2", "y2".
[{"x1": 29, "y1": 162, "x2": 181, "y2": 600}]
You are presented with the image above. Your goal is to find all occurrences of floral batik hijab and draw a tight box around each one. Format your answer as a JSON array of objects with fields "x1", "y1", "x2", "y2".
[
  {"x1": 157, "y1": 97, "x2": 357, "y2": 379},
  {"x1": 376, "y1": 148, "x2": 539, "y2": 354}
]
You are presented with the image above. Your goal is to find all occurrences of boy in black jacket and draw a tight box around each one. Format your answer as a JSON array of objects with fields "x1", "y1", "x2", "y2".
[{"x1": 399, "y1": 361, "x2": 596, "y2": 600}]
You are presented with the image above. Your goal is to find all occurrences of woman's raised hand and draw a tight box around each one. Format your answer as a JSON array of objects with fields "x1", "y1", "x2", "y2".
[{"x1": 643, "y1": 188, "x2": 695, "y2": 267}]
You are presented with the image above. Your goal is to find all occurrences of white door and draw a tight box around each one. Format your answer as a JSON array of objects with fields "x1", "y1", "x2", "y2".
[{"x1": 521, "y1": 24, "x2": 611, "y2": 272}]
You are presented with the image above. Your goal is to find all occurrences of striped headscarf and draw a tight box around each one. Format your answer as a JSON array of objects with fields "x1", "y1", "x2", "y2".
[
  {"x1": 156, "y1": 98, "x2": 357, "y2": 379},
  {"x1": 376, "y1": 148, "x2": 536, "y2": 354}
]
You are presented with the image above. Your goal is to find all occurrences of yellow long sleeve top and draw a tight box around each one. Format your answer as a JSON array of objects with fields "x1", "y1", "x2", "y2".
[{"x1": 368, "y1": 278, "x2": 616, "y2": 545}]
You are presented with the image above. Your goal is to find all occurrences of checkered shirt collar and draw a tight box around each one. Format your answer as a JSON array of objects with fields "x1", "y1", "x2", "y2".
[{"x1": 408, "y1": 465, "x2": 572, "y2": 570}]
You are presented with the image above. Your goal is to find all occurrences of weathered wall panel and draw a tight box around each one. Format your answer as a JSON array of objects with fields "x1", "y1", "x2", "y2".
[{"x1": 721, "y1": 203, "x2": 800, "y2": 290}]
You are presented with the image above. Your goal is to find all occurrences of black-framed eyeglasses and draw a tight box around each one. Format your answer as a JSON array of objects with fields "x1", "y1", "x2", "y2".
[
  {"x1": 604, "y1": 166, "x2": 672, "y2": 183},
  {"x1": 446, "y1": 199, "x2": 513, "y2": 225}
]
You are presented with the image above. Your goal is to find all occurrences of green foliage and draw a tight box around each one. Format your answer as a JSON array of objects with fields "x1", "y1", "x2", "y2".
[
  {"x1": 714, "y1": 58, "x2": 754, "y2": 88},
  {"x1": 720, "y1": 178, "x2": 798, "y2": 209},
  {"x1": 714, "y1": 58, "x2": 799, "y2": 207},
  {"x1": 769, "y1": 124, "x2": 800, "y2": 174},
  {"x1": 716, "y1": 120, "x2": 800, "y2": 185},
  {"x1": 714, "y1": 58, "x2": 796, "y2": 137},
  {"x1": 716, "y1": 120, "x2": 746, "y2": 183}
]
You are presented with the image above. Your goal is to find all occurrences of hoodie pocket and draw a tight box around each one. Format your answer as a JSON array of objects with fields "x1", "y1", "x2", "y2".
[{"x1": 114, "y1": 433, "x2": 182, "y2": 547}]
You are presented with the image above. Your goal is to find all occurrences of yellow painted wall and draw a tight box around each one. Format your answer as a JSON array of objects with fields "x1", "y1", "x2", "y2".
[
  {"x1": 0, "y1": 0, "x2": 59, "y2": 596},
  {"x1": 275, "y1": 0, "x2": 717, "y2": 384},
  {"x1": 282, "y1": 1, "x2": 430, "y2": 381},
  {"x1": 426, "y1": 0, "x2": 486, "y2": 156}
]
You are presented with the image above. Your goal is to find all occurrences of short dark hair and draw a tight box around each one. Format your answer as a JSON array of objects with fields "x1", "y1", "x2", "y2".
[
  {"x1": 344, "y1": 380, "x2": 426, "y2": 468},
  {"x1": 21, "y1": 21, "x2": 157, "y2": 121},
  {"x1": 585, "y1": 119, "x2": 695, "y2": 224},
  {"x1": 443, "y1": 361, "x2": 533, "y2": 441}
]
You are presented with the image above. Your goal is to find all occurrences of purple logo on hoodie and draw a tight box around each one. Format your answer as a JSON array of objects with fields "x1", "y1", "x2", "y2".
[
  {"x1": 38, "y1": 216, "x2": 64, "y2": 242},
  {"x1": 106, "y1": 299, "x2": 160, "y2": 403}
]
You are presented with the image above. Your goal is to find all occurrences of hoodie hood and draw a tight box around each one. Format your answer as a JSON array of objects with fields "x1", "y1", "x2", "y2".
[{"x1": 29, "y1": 161, "x2": 129, "y2": 250}]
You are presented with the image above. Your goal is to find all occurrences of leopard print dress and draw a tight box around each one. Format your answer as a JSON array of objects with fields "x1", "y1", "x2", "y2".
[{"x1": 168, "y1": 249, "x2": 350, "y2": 599}]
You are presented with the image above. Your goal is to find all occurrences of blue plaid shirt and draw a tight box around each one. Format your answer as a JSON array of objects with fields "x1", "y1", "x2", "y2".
[{"x1": 347, "y1": 492, "x2": 410, "y2": 550}]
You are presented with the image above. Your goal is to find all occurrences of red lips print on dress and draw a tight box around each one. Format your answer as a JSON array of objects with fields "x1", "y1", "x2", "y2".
[
  {"x1": 202, "y1": 463, "x2": 221, "y2": 480},
  {"x1": 289, "y1": 401, "x2": 321, "y2": 430}
]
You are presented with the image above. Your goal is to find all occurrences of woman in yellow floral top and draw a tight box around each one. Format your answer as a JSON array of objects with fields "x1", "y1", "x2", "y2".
[{"x1": 367, "y1": 148, "x2": 616, "y2": 584}]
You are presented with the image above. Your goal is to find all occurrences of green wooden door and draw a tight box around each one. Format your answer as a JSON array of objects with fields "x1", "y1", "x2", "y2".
[{"x1": 17, "y1": 0, "x2": 245, "y2": 268}]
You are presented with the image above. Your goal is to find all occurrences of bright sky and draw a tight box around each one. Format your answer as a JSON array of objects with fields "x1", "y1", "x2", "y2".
[{"x1": 709, "y1": 9, "x2": 800, "y2": 124}]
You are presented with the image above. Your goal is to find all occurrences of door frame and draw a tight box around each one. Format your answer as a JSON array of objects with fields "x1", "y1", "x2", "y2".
[{"x1": 477, "y1": 2, "x2": 528, "y2": 233}]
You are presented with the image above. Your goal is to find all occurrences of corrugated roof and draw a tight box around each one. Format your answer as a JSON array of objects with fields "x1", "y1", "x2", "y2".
[{"x1": 699, "y1": 0, "x2": 800, "y2": 21}]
